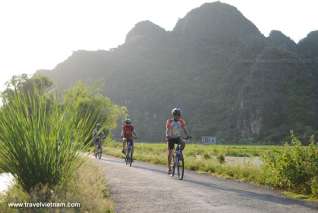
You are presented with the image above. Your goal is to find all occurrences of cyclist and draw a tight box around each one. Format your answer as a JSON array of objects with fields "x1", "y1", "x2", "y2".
[
  {"x1": 93, "y1": 123, "x2": 106, "y2": 156},
  {"x1": 121, "y1": 118, "x2": 137, "y2": 154},
  {"x1": 166, "y1": 108, "x2": 190, "y2": 174}
]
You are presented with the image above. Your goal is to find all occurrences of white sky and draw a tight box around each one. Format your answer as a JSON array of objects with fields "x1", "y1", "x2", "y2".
[{"x1": 0, "y1": 0, "x2": 317, "y2": 91}]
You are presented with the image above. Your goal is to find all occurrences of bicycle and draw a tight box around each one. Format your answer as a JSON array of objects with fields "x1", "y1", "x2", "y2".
[
  {"x1": 95, "y1": 143, "x2": 102, "y2": 160},
  {"x1": 94, "y1": 133, "x2": 105, "y2": 160},
  {"x1": 124, "y1": 138, "x2": 136, "y2": 167},
  {"x1": 170, "y1": 136, "x2": 191, "y2": 180}
]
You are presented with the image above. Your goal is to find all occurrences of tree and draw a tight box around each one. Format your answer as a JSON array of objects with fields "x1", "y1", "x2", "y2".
[
  {"x1": 1, "y1": 74, "x2": 53, "y2": 104},
  {"x1": 63, "y1": 81, "x2": 125, "y2": 144}
]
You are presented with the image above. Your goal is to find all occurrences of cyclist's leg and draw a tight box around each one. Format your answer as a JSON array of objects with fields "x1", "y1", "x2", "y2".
[
  {"x1": 167, "y1": 139, "x2": 175, "y2": 173},
  {"x1": 98, "y1": 142, "x2": 102, "y2": 153},
  {"x1": 130, "y1": 139, "x2": 134, "y2": 158},
  {"x1": 122, "y1": 139, "x2": 126, "y2": 154},
  {"x1": 179, "y1": 138, "x2": 186, "y2": 150},
  {"x1": 94, "y1": 143, "x2": 98, "y2": 155}
]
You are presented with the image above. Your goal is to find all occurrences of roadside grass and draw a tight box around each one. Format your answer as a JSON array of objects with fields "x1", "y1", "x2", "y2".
[
  {"x1": 105, "y1": 141, "x2": 318, "y2": 201},
  {"x1": 105, "y1": 141, "x2": 263, "y2": 183},
  {"x1": 0, "y1": 159, "x2": 114, "y2": 213},
  {"x1": 282, "y1": 191, "x2": 318, "y2": 202}
]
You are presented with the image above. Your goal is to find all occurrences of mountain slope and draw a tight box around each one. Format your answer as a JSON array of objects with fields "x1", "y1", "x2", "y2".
[{"x1": 38, "y1": 2, "x2": 318, "y2": 143}]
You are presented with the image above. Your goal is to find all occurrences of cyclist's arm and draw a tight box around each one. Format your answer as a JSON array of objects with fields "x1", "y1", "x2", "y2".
[
  {"x1": 182, "y1": 127, "x2": 190, "y2": 138},
  {"x1": 165, "y1": 127, "x2": 171, "y2": 140},
  {"x1": 132, "y1": 130, "x2": 137, "y2": 138},
  {"x1": 165, "y1": 119, "x2": 171, "y2": 140},
  {"x1": 181, "y1": 120, "x2": 190, "y2": 138}
]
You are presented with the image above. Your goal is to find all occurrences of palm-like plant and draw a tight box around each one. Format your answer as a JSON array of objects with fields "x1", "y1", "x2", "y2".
[{"x1": 0, "y1": 89, "x2": 95, "y2": 193}]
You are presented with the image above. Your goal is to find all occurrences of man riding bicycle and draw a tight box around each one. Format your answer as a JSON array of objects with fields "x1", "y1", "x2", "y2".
[
  {"x1": 121, "y1": 118, "x2": 137, "y2": 154},
  {"x1": 166, "y1": 108, "x2": 190, "y2": 174},
  {"x1": 93, "y1": 123, "x2": 106, "y2": 155}
]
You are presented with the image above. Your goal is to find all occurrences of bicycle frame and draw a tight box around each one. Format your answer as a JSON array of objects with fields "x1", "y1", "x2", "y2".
[
  {"x1": 125, "y1": 140, "x2": 134, "y2": 166},
  {"x1": 175, "y1": 144, "x2": 182, "y2": 159},
  {"x1": 127, "y1": 140, "x2": 133, "y2": 154},
  {"x1": 95, "y1": 143, "x2": 102, "y2": 159},
  {"x1": 171, "y1": 137, "x2": 189, "y2": 180}
]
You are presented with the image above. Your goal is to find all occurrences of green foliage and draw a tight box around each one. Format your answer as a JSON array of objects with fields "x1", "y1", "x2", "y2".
[
  {"x1": 311, "y1": 177, "x2": 318, "y2": 197},
  {"x1": 203, "y1": 153, "x2": 211, "y2": 159},
  {"x1": 1, "y1": 74, "x2": 53, "y2": 102},
  {"x1": 105, "y1": 142, "x2": 262, "y2": 182},
  {"x1": 0, "y1": 88, "x2": 93, "y2": 193},
  {"x1": 217, "y1": 154, "x2": 225, "y2": 164},
  {"x1": 63, "y1": 81, "x2": 125, "y2": 145},
  {"x1": 262, "y1": 133, "x2": 318, "y2": 195},
  {"x1": 0, "y1": 160, "x2": 114, "y2": 213},
  {"x1": 106, "y1": 141, "x2": 318, "y2": 198}
]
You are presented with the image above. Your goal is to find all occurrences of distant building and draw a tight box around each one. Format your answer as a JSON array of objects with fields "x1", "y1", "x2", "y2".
[{"x1": 201, "y1": 136, "x2": 217, "y2": 144}]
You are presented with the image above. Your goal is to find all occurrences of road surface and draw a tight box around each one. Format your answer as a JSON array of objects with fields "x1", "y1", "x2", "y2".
[{"x1": 95, "y1": 156, "x2": 318, "y2": 213}]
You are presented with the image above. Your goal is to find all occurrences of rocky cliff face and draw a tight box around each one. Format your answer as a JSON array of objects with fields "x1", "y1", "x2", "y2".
[{"x1": 39, "y1": 2, "x2": 318, "y2": 143}]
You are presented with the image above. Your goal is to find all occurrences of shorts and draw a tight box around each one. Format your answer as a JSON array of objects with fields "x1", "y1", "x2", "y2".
[
  {"x1": 95, "y1": 142, "x2": 101, "y2": 149},
  {"x1": 94, "y1": 137, "x2": 101, "y2": 145},
  {"x1": 168, "y1": 137, "x2": 183, "y2": 150},
  {"x1": 124, "y1": 138, "x2": 134, "y2": 145}
]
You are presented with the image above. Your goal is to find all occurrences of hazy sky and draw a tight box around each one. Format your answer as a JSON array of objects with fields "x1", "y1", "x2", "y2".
[{"x1": 0, "y1": 0, "x2": 317, "y2": 90}]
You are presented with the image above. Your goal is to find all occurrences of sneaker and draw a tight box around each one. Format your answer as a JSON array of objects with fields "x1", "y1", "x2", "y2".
[{"x1": 168, "y1": 169, "x2": 172, "y2": 174}]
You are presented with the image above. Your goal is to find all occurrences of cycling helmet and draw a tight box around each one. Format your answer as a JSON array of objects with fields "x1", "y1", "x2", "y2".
[
  {"x1": 124, "y1": 118, "x2": 132, "y2": 124},
  {"x1": 171, "y1": 108, "x2": 181, "y2": 116}
]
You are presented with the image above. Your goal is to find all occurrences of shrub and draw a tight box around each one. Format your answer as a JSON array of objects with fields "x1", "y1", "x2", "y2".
[
  {"x1": 262, "y1": 133, "x2": 318, "y2": 195},
  {"x1": 203, "y1": 153, "x2": 211, "y2": 159},
  {"x1": 311, "y1": 177, "x2": 318, "y2": 197},
  {"x1": 0, "y1": 89, "x2": 94, "y2": 193},
  {"x1": 217, "y1": 154, "x2": 225, "y2": 164}
]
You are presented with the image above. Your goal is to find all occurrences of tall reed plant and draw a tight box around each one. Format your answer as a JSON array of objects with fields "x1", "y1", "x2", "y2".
[{"x1": 0, "y1": 89, "x2": 95, "y2": 193}]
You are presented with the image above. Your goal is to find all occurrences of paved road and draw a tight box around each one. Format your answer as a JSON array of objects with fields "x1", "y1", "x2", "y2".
[{"x1": 96, "y1": 156, "x2": 318, "y2": 213}]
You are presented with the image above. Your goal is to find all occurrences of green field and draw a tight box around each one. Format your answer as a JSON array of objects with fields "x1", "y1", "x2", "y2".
[
  {"x1": 105, "y1": 141, "x2": 271, "y2": 181},
  {"x1": 105, "y1": 141, "x2": 279, "y2": 160}
]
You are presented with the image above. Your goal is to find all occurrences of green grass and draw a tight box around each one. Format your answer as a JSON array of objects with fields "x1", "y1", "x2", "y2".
[
  {"x1": 105, "y1": 141, "x2": 264, "y2": 182},
  {"x1": 105, "y1": 141, "x2": 280, "y2": 159},
  {"x1": 0, "y1": 89, "x2": 97, "y2": 194},
  {"x1": 0, "y1": 159, "x2": 114, "y2": 213},
  {"x1": 283, "y1": 191, "x2": 318, "y2": 202}
]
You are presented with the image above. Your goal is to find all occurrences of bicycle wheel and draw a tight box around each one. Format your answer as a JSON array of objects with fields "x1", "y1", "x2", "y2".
[
  {"x1": 98, "y1": 147, "x2": 102, "y2": 159},
  {"x1": 129, "y1": 148, "x2": 133, "y2": 167},
  {"x1": 171, "y1": 154, "x2": 176, "y2": 177},
  {"x1": 94, "y1": 147, "x2": 98, "y2": 159},
  {"x1": 177, "y1": 154, "x2": 184, "y2": 180},
  {"x1": 125, "y1": 147, "x2": 130, "y2": 166},
  {"x1": 125, "y1": 151, "x2": 129, "y2": 165}
]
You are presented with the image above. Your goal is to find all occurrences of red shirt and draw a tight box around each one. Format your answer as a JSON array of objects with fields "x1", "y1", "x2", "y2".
[{"x1": 122, "y1": 124, "x2": 134, "y2": 139}]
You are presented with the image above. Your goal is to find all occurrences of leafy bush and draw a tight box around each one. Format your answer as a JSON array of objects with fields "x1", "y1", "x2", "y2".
[
  {"x1": 217, "y1": 154, "x2": 225, "y2": 164},
  {"x1": 311, "y1": 177, "x2": 318, "y2": 197},
  {"x1": 64, "y1": 82, "x2": 125, "y2": 145},
  {"x1": 262, "y1": 133, "x2": 318, "y2": 195},
  {"x1": 203, "y1": 153, "x2": 211, "y2": 159}
]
